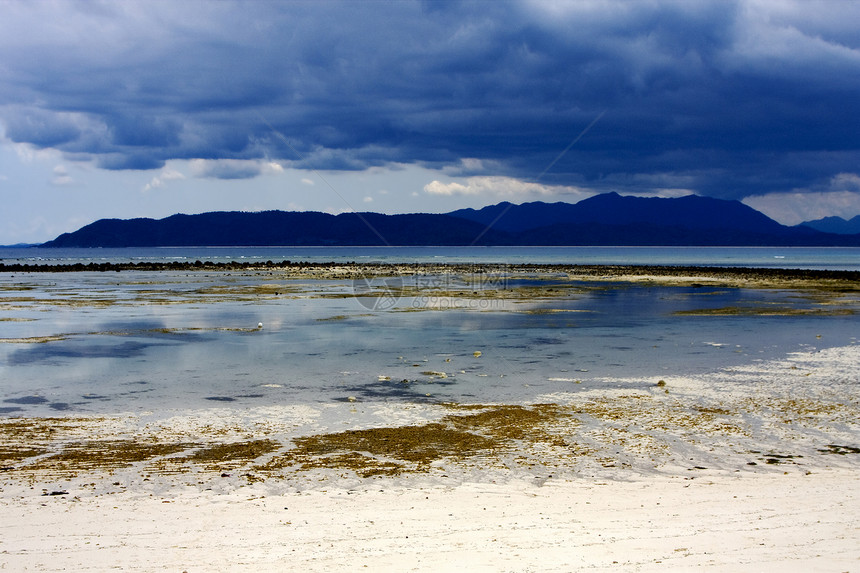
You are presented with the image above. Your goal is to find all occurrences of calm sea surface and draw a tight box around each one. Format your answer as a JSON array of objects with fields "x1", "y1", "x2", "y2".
[{"x1": 1, "y1": 246, "x2": 858, "y2": 417}]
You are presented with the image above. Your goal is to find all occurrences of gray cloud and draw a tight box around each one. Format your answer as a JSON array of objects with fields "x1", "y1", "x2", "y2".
[
  {"x1": 3, "y1": 109, "x2": 84, "y2": 148},
  {"x1": 190, "y1": 159, "x2": 269, "y2": 180},
  {"x1": 1, "y1": 0, "x2": 859, "y2": 199}
]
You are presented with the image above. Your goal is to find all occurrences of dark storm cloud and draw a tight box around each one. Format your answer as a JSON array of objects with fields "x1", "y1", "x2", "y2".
[{"x1": 1, "y1": 0, "x2": 859, "y2": 199}]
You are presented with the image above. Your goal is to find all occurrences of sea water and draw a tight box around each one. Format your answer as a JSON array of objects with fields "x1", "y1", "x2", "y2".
[{"x1": 1, "y1": 251, "x2": 857, "y2": 417}]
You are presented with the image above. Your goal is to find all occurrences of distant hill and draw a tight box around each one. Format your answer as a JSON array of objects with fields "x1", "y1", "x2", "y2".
[
  {"x1": 450, "y1": 192, "x2": 787, "y2": 234},
  {"x1": 41, "y1": 211, "x2": 510, "y2": 248},
  {"x1": 800, "y1": 215, "x2": 860, "y2": 235},
  {"x1": 448, "y1": 192, "x2": 857, "y2": 246},
  {"x1": 41, "y1": 193, "x2": 860, "y2": 247}
]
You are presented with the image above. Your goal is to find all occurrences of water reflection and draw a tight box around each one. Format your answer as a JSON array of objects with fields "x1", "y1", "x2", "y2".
[
  {"x1": 1, "y1": 273, "x2": 857, "y2": 416},
  {"x1": 8, "y1": 340, "x2": 159, "y2": 365}
]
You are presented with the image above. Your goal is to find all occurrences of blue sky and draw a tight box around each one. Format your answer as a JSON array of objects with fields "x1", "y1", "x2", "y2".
[{"x1": 2, "y1": 0, "x2": 860, "y2": 244}]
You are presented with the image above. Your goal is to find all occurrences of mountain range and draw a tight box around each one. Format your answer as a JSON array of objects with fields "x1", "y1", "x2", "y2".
[
  {"x1": 41, "y1": 192, "x2": 860, "y2": 247},
  {"x1": 800, "y1": 215, "x2": 860, "y2": 235}
]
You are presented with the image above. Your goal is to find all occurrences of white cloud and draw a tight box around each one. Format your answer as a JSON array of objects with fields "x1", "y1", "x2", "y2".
[
  {"x1": 142, "y1": 167, "x2": 185, "y2": 192},
  {"x1": 51, "y1": 164, "x2": 73, "y2": 186},
  {"x1": 440, "y1": 157, "x2": 504, "y2": 176},
  {"x1": 12, "y1": 142, "x2": 62, "y2": 163},
  {"x1": 301, "y1": 178, "x2": 315, "y2": 186},
  {"x1": 263, "y1": 161, "x2": 284, "y2": 174},
  {"x1": 623, "y1": 188, "x2": 698, "y2": 199},
  {"x1": 829, "y1": 173, "x2": 860, "y2": 192},
  {"x1": 424, "y1": 180, "x2": 467, "y2": 195},
  {"x1": 363, "y1": 196, "x2": 373, "y2": 203},
  {"x1": 424, "y1": 176, "x2": 591, "y2": 199}
]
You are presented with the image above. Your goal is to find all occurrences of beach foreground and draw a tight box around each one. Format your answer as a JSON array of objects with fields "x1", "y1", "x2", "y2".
[
  {"x1": 2, "y1": 344, "x2": 859, "y2": 571},
  {"x1": 2, "y1": 470, "x2": 858, "y2": 572}
]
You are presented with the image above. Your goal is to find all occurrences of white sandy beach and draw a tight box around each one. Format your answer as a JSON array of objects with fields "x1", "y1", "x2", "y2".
[{"x1": 2, "y1": 471, "x2": 858, "y2": 572}]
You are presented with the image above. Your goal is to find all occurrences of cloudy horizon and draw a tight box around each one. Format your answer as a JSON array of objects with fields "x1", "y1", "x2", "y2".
[{"x1": 2, "y1": 0, "x2": 860, "y2": 244}]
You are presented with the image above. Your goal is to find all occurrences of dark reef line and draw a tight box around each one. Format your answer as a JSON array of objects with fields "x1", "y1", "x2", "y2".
[{"x1": 1, "y1": 259, "x2": 859, "y2": 283}]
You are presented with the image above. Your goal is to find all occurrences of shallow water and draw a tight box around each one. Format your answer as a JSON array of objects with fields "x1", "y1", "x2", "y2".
[{"x1": 1, "y1": 269, "x2": 857, "y2": 417}]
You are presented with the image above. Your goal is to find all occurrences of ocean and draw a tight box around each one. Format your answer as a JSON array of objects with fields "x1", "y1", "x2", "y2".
[{"x1": 1, "y1": 246, "x2": 858, "y2": 418}]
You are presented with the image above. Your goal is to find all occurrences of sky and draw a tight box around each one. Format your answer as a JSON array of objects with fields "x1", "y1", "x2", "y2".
[{"x1": 2, "y1": 0, "x2": 860, "y2": 244}]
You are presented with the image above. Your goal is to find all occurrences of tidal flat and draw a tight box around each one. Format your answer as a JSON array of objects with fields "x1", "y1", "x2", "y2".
[{"x1": 0, "y1": 263, "x2": 858, "y2": 492}]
